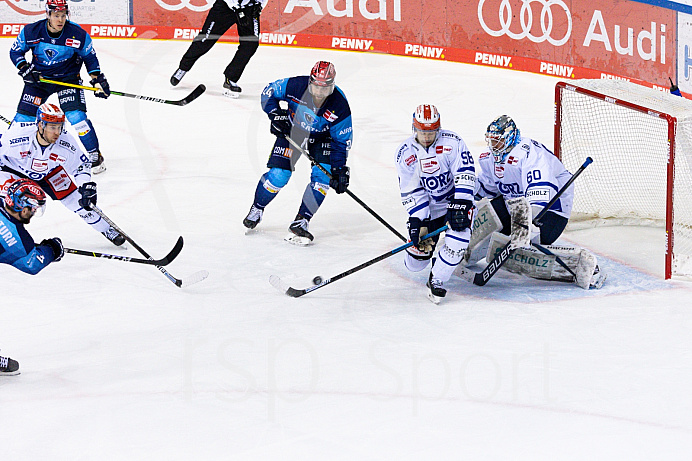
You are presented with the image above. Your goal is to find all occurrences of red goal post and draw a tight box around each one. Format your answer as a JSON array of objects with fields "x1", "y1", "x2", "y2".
[{"x1": 554, "y1": 79, "x2": 692, "y2": 279}]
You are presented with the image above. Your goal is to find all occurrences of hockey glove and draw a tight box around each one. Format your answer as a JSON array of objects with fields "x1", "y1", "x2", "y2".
[
  {"x1": 329, "y1": 165, "x2": 350, "y2": 194},
  {"x1": 41, "y1": 238, "x2": 64, "y2": 262},
  {"x1": 78, "y1": 182, "x2": 98, "y2": 210},
  {"x1": 269, "y1": 109, "x2": 292, "y2": 138},
  {"x1": 446, "y1": 198, "x2": 473, "y2": 231},
  {"x1": 408, "y1": 217, "x2": 433, "y2": 252},
  {"x1": 90, "y1": 73, "x2": 111, "y2": 99},
  {"x1": 18, "y1": 62, "x2": 41, "y2": 85}
]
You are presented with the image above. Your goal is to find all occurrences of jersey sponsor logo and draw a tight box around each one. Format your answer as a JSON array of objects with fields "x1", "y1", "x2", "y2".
[
  {"x1": 506, "y1": 156, "x2": 518, "y2": 165},
  {"x1": 419, "y1": 157, "x2": 440, "y2": 174},
  {"x1": 31, "y1": 159, "x2": 49, "y2": 172},
  {"x1": 404, "y1": 154, "x2": 416, "y2": 166},
  {"x1": 0, "y1": 222, "x2": 18, "y2": 248},
  {"x1": 404, "y1": 44, "x2": 444, "y2": 58},
  {"x1": 454, "y1": 173, "x2": 475, "y2": 189},
  {"x1": 65, "y1": 38, "x2": 81, "y2": 48},
  {"x1": 401, "y1": 196, "x2": 415, "y2": 210},
  {"x1": 323, "y1": 110, "x2": 338, "y2": 122},
  {"x1": 478, "y1": 0, "x2": 572, "y2": 46},
  {"x1": 22, "y1": 94, "x2": 41, "y2": 106},
  {"x1": 338, "y1": 126, "x2": 352, "y2": 136},
  {"x1": 474, "y1": 52, "x2": 511, "y2": 67},
  {"x1": 312, "y1": 182, "x2": 329, "y2": 196},
  {"x1": 332, "y1": 37, "x2": 373, "y2": 51},
  {"x1": 498, "y1": 182, "x2": 523, "y2": 196},
  {"x1": 273, "y1": 146, "x2": 292, "y2": 158},
  {"x1": 527, "y1": 187, "x2": 550, "y2": 202},
  {"x1": 494, "y1": 164, "x2": 504, "y2": 179},
  {"x1": 9, "y1": 136, "x2": 30, "y2": 145},
  {"x1": 46, "y1": 170, "x2": 71, "y2": 192},
  {"x1": 435, "y1": 145, "x2": 452, "y2": 154},
  {"x1": 49, "y1": 152, "x2": 67, "y2": 163},
  {"x1": 423, "y1": 172, "x2": 451, "y2": 191},
  {"x1": 480, "y1": 151, "x2": 491, "y2": 159},
  {"x1": 58, "y1": 140, "x2": 76, "y2": 152}
]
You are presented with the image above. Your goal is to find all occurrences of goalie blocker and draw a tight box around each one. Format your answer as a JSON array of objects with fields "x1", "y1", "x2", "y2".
[{"x1": 455, "y1": 196, "x2": 606, "y2": 289}]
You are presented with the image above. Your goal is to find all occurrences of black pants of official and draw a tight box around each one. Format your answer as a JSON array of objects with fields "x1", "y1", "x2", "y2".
[{"x1": 179, "y1": 0, "x2": 260, "y2": 83}]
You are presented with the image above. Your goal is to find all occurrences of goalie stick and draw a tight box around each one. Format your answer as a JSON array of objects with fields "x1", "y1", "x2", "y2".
[
  {"x1": 457, "y1": 156, "x2": 593, "y2": 286},
  {"x1": 65, "y1": 236, "x2": 184, "y2": 266},
  {"x1": 270, "y1": 226, "x2": 448, "y2": 298},
  {"x1": 39, "y1": 78, "x2": 206, "y2": 106},
  {"x1": 90, "y1": 206, "x2": 208, "y2": 287},
  {"x1": 284, "y1": 136, "x2": 408, "y2": 243}
]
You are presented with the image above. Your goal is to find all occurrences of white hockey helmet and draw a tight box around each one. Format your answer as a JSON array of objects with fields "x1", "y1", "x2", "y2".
[{"x1": 412, "y1": 104, "x2": 440, "y2": 147}]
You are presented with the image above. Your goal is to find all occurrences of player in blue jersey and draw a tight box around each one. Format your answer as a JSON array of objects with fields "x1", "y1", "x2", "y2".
[
  {"x1": 242, "y1": 61, "x2": 353, "y2": 245},
  {"x1": 9, "y1": 0, "x2": 111, "y2": 174},
  {"x1": 0, "y1": 178, "x2": 63, "y2": 275}
]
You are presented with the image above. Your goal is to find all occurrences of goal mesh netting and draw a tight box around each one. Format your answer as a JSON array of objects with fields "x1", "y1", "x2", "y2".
[{"x1": 555, "y1": 79, "x2": 692, "y2": 278}]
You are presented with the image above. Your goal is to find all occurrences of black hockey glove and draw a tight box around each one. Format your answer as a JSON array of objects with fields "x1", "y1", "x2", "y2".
[
  {"x1": 329, "y1": 165, "x2": 350, "y2": 194},
  {"x1": 446, "y1": 198, "x2": 474, "y2": 231},
  {"x1": 407, "y1": 216, "x2": 432, "y2": 251},
  {"x1": 78, "y1": 182, "x2": 98, "y2": 210},
  {"x1": 269, "y1": 109, "x2": 292, "y2": 138},
  {"x1": 90, "y1": 73, "x2": 111, "y2": 99},
  {"x1": 41, "y1": 238, "x2": 64, "y2": 262},
  {"x1": 18, "y1": 62, "x2": 41, "y2": 85}
]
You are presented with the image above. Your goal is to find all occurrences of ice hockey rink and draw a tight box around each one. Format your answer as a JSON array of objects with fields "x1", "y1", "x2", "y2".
[{"x1": 1, "y1": 37, "x2": 692, "y2": 459}]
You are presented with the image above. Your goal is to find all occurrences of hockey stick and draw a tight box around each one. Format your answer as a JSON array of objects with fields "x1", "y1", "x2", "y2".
[
  {"x1": 65, "y1": 236, "x2": 183, "y2": 265},
  {"x1": 458, "y1": 156, "x2": 593, "y2": 286},
  {"x1": 39, "y1": 78, "x2": 206, "y2": 106},
  {"x1": 0, "y1": 114, "x2": 12, "y2": 125},
  {"x1": 90, "y1": 206, "x2": 208, "y2": 287},
  {"x1": 284, "y1": 136, "x2": 408, "y2": 242},
  {"x1": 270, "y1": 225, "x2": 448, "y2": 298}
]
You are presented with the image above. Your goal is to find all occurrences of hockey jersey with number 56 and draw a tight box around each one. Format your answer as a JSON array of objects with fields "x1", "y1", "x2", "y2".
[
  {"x1": 476, "y1": 136, "x2": 574, "y2": 218},
  {"x1": 396, "y1": 130, "x2": 475, "y2": 221}
]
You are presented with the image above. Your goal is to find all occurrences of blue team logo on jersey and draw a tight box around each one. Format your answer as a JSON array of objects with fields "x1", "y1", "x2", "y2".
[{"x1": 45, "y1": 48, "x2": 57, "y2": 59}]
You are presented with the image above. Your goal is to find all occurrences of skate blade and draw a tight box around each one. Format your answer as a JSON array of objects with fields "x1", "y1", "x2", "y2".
[
  {"x1": 0, "y1": 370, "x2": 20, "y2": 376},
  {"x1": 590, "y1": 272, "x2": 607, "y2": 289},
  {"x1": 92, "y1": 163, "x2": 107, "y2": 175},
  {"x1": 223, "y1": 89, "x2": 240, "y2": 99},
  {"x1": 427, "y1": 292, "x2": 442, "y2": 304},
  {"x1": 284, "y1": 233, "x2": 312, "y2": 246}
]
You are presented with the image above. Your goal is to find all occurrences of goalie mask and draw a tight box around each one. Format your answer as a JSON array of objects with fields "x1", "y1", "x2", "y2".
[
  {"x1": 486, "y1": 115, "x2": 520, "y2": 163},
  {"x1": 412, "y1": 104, "x2": 440, "y2": 148}
]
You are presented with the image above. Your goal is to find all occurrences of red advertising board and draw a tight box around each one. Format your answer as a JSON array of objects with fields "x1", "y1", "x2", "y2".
[{"x1": 0, "y1": 0, "x2": 679, "y2": 89}]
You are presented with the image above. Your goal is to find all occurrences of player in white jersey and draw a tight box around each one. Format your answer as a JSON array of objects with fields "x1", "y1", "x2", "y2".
[
  {"x1": 0, "y1": 103, "x2": 125, "y2": 246},
  {"x1": 396, "y1": 105, "x2": 475, "y2": 304},
  {"x1": 471, "y1": 115, "x2": 605, "y2": 289}
]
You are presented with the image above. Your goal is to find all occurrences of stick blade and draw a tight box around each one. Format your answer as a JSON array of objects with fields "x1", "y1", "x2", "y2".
[
  {"x1": 269, "y1": 275, "x2": 305, "y2": 297},
  {"x1": 181, "y1": 270, "x2": 209, "y2": 288},
  {"x1": 177, "y1": 84, "x2": 206, "y2": 106}
]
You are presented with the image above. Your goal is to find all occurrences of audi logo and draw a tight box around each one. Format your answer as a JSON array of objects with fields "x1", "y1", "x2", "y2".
[
  {"x1": 478, "y1": 0, "x2": 572, "y2": 46},
  {"x1": 155, "y1": 0, "x2": 213, "y2": 12}
]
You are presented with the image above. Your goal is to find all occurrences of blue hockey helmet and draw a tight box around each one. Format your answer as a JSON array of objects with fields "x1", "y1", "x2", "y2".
[
  {"x1": 485, "y1": 115, "x2": 520, "y2": 163},
  {"x1": 4, "y1": 178, "x2": 46, "y2": 217}
]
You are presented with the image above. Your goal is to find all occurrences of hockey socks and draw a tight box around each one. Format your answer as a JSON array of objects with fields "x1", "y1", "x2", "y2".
[{"x1": 297, "y1": 181, "x2": 328, "y2": 219}]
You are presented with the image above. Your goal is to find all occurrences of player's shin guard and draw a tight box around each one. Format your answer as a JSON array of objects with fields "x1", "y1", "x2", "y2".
[
  {"x1": 253, "y1": 171, "x2": 288, "y2": 209},
  {"x1": 66, "y1": 112, "x2": 99, "y2": 155},
  {"x1": 297, "y1": 181, "x2": 328, "y2": 220},
  {"x1": 431, "y1": 229, "x2": 470, "y2": 283}
]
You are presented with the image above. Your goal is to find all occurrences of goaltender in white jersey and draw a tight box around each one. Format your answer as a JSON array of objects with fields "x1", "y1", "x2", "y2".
[
  {"x1": 464, "y1": 115, "x2": 604, "y2": 289},
  {"x1": 0, "y1": 103, "x2": 125, "y2": 245},
  {"x1": 396, "y1": 105, "x2": 475, "y2": 304}
]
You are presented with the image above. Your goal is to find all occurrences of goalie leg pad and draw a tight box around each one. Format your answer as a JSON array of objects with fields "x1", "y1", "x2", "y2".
[
  {"x1": 463, "y1": 198, "x2": 503, "y2": 265},
  {"x1": 506, "y1": 197, "x2": 531, "y2": 249}
]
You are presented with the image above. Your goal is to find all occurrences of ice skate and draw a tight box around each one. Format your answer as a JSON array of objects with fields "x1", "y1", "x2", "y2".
[
  {"x1": 0, "y1": 353, "x2": 19, "y2": 376},
  {"x1": 426, "y1": 272, "x2": 447, "y2": 304},
  {"x1": 243, "y1": 205, "x2": 263, "y2": 230},
  {"x1": 170, "y1": 68, "x2": 187, "y2": 86},
  {"x1": 285, "y1": 214, "x2": 314, "y2": 246},
  {"x1": 90, "y1": 151, "x2": 106, "y2": 175},
  {"x1": 223, "y1": 77, "x2": 241, "y2": 99}
]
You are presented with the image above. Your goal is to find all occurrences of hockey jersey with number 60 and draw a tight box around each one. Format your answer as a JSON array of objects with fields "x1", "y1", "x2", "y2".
[
  {"x1": 476, "y1": 136, "x2": 573, "y2": 218},
  {"x1": 396, "y1": 130, "x2": 475, "y2": 221},
  {"x1": 0, "y1": 122, "x2": 91, "y2": 188}
]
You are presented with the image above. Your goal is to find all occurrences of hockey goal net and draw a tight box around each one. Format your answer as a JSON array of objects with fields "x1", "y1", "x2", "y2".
[{"x1": 555, "y1": 79, "x2": 692, "y2": 279}]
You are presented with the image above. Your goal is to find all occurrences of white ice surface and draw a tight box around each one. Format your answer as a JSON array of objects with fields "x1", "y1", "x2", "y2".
[{"x1": 1, "y1": 38, "x2": 691, "y2": 460}]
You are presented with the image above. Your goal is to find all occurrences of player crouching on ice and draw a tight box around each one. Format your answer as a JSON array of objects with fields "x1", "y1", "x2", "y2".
[
  {"x1": 0, "y1": 104, "x2": 125, "y2": 246},
  {"x1": 396, "y1": 105, "x2": 476, "y2": 304},
  {"x1": 460, "y1": 115, "x2": 606, "y2": 289}
]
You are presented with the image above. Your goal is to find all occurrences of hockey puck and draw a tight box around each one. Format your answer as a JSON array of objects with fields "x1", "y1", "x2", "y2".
[{"x1": 312, "y1": 276, "x2": 323, "y2": 285}]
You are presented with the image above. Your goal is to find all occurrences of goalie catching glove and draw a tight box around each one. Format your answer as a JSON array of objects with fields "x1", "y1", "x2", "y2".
[
  {"x1": 446, "y1": 198, "x2": 473, "y2": 231},
  {"x1": 407, "y1": 217, "x2": 433, "y2": 252}
]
